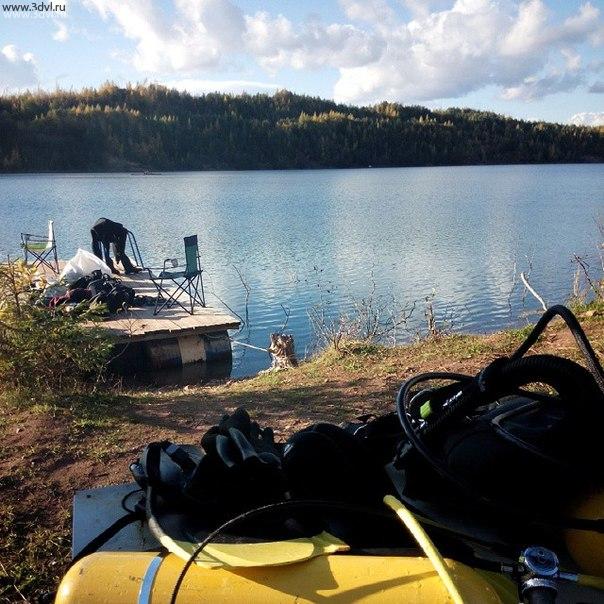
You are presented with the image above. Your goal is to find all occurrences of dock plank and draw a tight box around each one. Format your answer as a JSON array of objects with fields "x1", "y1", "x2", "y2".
[{"x1": 39, "y1": 263, "x2": 240, "y2": 342}]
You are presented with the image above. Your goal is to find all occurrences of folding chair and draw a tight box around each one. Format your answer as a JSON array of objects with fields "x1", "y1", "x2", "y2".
[
  {"x1": 21, "y1": 220, "x2": 59, "y2": 275},
  {"x1": 147, "y1": 235, "x2": 206, "y2": 315}
]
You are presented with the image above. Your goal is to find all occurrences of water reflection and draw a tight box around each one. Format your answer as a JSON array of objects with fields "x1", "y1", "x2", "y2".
[{"x1": 117, "y1": 358, "x2": 233, "y2": 388}]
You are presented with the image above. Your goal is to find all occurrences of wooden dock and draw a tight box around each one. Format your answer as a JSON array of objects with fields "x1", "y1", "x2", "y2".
[
  {"x1": 41, "y1": 263, "x2": 240, "y2": 372},
  {"x1": 100, "y1": 271, "x2": 240, "y2": 343}
]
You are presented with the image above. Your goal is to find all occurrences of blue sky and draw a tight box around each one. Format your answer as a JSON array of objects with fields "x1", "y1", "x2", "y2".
[{"x1": 1, "y1": 0, "x2": 603, "y2": 124}]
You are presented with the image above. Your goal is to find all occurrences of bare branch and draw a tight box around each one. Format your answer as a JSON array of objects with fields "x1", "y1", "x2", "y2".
[
  {"x1": 232, "y1": 264, "x2": 251, "y2": 330},
  {"x1": 279, "y1": 304, "x2": 291, "y2": 333},
  {"x1": 507, "y1": 261, "x2": 517, "y2": 313},
  {"x1": 308, "y1": 276, "x2": 415, "y2": 352},
  {"x1": 572, "y1": 254, "x2": 601, "y2": 299},
  {"x1": 520, "y1": 272, "x2": 547, "y2": 311},
  {"x1": 520, "y1": 255, "x2": 535, "y2": 310}
]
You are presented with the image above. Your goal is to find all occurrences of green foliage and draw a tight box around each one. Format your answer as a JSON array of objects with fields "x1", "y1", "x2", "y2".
[
  {"x1": 0, "y1": 261, "x2": 114, "y2": 394},
  {"x1": 569, "y1": 297, "x2": 604, "y2": 316},
  {"x1": 0, "y1": 84, "x2": 602, "y2": 172},
  {"x1": 0, "y1": 503, "x2": 70, "y2": 602}
]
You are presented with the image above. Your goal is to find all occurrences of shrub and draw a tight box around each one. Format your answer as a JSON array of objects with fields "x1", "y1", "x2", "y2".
[{"x1": 0, "y1": 260, "x2": 113, "y2": 394}]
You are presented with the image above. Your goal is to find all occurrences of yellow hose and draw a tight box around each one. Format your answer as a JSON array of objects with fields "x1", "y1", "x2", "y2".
[
  {"x1": 578, "y1": 574, "x2": 604, "y2": 591},
  {"x1": 384, "y1": 495, "x2": 465, "y2": 604}
]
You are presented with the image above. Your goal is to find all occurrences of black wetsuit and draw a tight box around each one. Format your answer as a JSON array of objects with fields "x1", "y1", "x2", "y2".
[{"x1": 90, "y1": 218, "x2": 137, "y2": 274}]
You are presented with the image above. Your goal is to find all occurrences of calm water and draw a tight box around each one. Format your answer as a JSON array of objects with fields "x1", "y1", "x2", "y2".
[{"x1": 1, "y1": 164, "x2": 602, "y2": 378}]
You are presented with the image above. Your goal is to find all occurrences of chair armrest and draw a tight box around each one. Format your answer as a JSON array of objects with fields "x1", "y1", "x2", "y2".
[
  {"x1": 146, "y1": 265, "x2": 175, "y2": 278},
  {"x1": 163, "y1": 258, "x2": 179, "y2": 270},
  {"x1": 146, "y1": 261, "x2": 177, "y2": 272}
]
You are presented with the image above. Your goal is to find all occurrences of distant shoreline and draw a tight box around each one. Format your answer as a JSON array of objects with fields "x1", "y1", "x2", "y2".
[
  {"x1": 1, "y1": 160, "x2": 602, "y2": 177},
  {"x1": 2, "y1": 86, "x2": 601, "y2": 173}
]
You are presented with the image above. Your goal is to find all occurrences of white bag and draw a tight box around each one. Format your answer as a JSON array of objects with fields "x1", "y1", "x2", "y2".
[{"x1": 59, "y1": 249, "x2": 112, "y2": 283}]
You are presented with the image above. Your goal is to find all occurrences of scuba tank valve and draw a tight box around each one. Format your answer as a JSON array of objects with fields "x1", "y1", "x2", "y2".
[{"x1": 518, "y1": 546, "x2": 559, "y2": 604}]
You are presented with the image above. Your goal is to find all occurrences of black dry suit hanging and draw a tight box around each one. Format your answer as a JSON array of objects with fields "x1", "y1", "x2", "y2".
[{"x1": 387, "y1": 305, "x2": 604, "y2": 549}]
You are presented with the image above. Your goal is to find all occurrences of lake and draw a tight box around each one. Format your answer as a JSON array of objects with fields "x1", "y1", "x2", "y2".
[{"x1": 1, "y1": 164, "x2": 602, "y2": 378}]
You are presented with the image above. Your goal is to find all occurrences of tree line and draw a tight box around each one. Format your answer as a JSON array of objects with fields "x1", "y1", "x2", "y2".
[{"x1": 0, "y1": 83, "x2": 602, "y2": 172}]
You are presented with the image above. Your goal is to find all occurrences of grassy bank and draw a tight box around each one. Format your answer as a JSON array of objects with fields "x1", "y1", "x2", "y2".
[{"x1": 1, "y1": 304, "x2": 603, "y2": 602}]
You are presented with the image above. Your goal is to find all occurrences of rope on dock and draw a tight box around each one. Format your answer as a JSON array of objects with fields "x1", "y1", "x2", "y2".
[
  {"x1": 200, "y1": 332, "x2": 268, "y2": 353},
  {"x1": 230, "y1": 340, "x2": 269, "y2": 353}
]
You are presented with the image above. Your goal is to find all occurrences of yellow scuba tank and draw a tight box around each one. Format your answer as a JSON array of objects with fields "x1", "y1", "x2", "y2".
[
  {"x1": 55, "y1": 551, "x2": 515, "y2": 604},
  {"x1": 565, "y1": 490, "x2": 604, "y2": 577},
  {"x1": 55, "y1": 492, "x2": 518, "y2": 604}
]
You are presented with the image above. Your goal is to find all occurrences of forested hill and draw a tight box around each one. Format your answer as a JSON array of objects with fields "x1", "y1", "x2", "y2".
[{"x1": 1, "y1": 84, "x2": 602, "y2": 172}]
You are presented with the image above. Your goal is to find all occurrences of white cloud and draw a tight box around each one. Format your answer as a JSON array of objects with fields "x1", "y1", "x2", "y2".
[
  {"x1": 502, "y1": 1, "x2": 602, "y2": 55},
  {"x1": 589, "y1": 79, "x2": 604, "y2": 93},
  {"x1": 558, "y1": 2, "x2": 603, "y2": 46},
  {"x1": 162, "y1": 78, "x2": 282, "y2": 95},
  {"x1": 53, "y1": 21, "x2": 69, "y2": 42},
  {"x1": 175, "y1": 0, "x2": 245, "y2": 50},
  {"x1": 502, "y1": 70, "x2": 585, "y2": 100},
  {"x1": 83, "y1": 0, "x2": 244, "y2": 72},
  {"x1": 244, "y1": 12, "x2": 384, "y2": 72},
  {"x1": 339, "y1": 0, "x2": 394, "y2": 24},
  {"x1": 561, "y1": 47, "x2": 581, "y2": 71},
  {"x1": 402, "y1": 1, "x2": 454, "y2": 20},
  {"x1": 85, "y1": 0, "x2": 385, "y2": 74},
  {"x1": 334, "y1": 0, "x2": 604, "y2": 104},
  {"x1": 81, "y1": 0, "x2": 604, "y2": 106},
  {"x1": 0, "y1": 45, "x2": 38, "y2": 92},
  {"x1": 336, "y1": 1, "x2": 521, "y2": 103},
  {"x1": 501, "y1": 0, "x2": 549, "y2": 57},
  {"x1": 569, "y1": 111, "x2": 604, "y2": 126}
]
